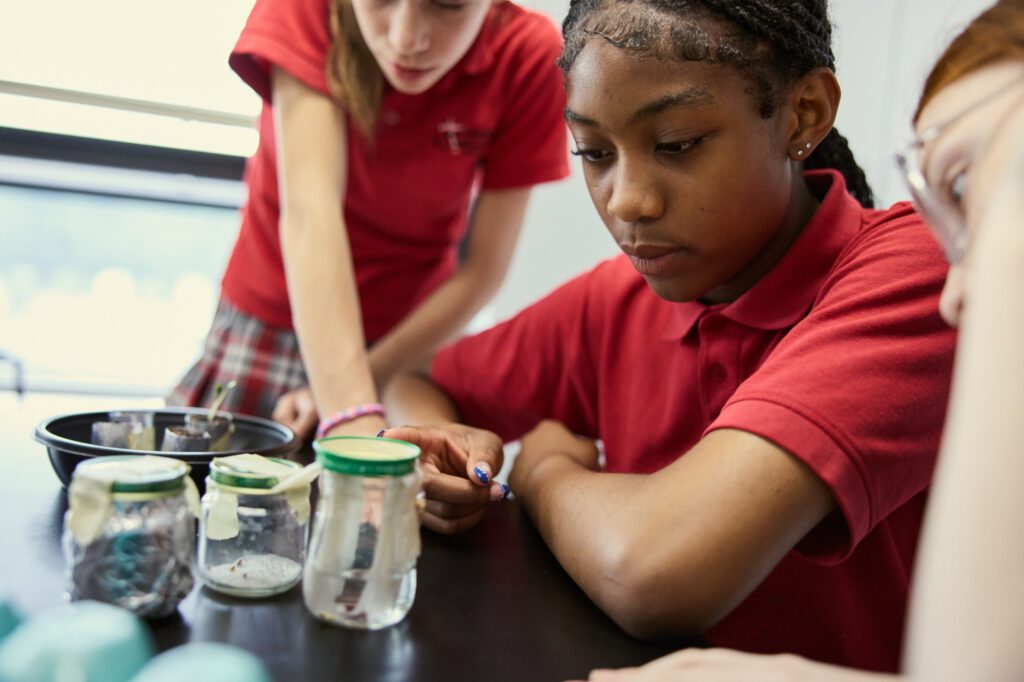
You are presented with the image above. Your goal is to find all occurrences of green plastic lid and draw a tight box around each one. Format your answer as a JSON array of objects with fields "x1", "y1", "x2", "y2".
[
  {"x1": 74, "y1": 456, "x2": 188, "y2": 494},
  {"x1": 209, "y1": 455, "x2": 300, "y2": 490},
  {"x1": 314, "y1": 436, "x2": 420, "y2": 477}
]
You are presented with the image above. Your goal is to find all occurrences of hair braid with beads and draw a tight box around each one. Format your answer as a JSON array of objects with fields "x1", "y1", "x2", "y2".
[{"x1": 559, "y1": 0, "x2": 875, "y2": 208}]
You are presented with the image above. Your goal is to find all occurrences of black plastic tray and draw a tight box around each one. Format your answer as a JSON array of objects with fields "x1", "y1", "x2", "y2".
[{"x1": 34, "y1": 407, "x2": 300, "y2": 487}]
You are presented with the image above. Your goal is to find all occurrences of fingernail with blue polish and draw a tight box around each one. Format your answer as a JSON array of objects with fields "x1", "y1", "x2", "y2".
[
  {"x1": 375, "y1": 429, "x2": 386, "y2": 438},
  {"x1": 500, "y1": 483, "x2": 510, "y2": 500},
  {"x1": 473, "y1": 466, "x2": 490, "y2": 484}
]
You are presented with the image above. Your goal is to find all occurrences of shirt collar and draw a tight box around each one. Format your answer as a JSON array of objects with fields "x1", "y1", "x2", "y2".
[{"x1": 660, "y1": 169, "x2": 864, "y2": 340}]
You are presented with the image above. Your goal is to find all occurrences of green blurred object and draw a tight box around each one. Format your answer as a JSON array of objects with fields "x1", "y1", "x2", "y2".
[
  {"x1": 132, "y1": 642, "x2": 272, "y2": 682},
  {"x1": 0, "y1": 601, "x2": 152, "y2": 682},
  {"x1": 0, "y1": 591, "x2": 21, "y2": 642}
]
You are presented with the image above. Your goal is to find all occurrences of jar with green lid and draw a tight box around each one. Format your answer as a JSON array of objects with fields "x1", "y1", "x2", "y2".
[
  {"x1": 304, "y1": 436, "x2": 422, "y2": 629},
  {"x1": 63, "y1": 455, "x2": 199, "y2": 619},
  {"x1": 198, "y1": 454, "x2": 313, "y2": 598}
]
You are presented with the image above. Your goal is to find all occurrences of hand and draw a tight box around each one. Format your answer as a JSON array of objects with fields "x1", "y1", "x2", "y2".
[
  {"x1": 569, "y1": 648, "x2": 896, "y2": 682},
  {"x1": 510, "y1": 419, "x2": 600, "y2": 498},
  {"x1": 272, "y1": 386, "x2": 319, "y2": 440},
  {"x1": 382, "y1": 423, "x2": 507, "y2": 534}
]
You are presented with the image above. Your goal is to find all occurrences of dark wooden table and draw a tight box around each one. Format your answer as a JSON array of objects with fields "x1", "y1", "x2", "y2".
[{"x1": 0, "y1": 393, "x2": 694, "y2": 681}]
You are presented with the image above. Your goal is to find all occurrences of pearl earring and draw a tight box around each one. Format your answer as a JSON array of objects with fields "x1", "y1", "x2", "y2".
[{"x1": 795, "y1": 142, "x2": 813, "y2": 158}]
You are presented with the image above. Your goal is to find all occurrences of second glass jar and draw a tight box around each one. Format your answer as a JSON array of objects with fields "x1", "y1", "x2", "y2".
[{"x1": 198, "y1": 455, "x2": 310, "y2": 598}]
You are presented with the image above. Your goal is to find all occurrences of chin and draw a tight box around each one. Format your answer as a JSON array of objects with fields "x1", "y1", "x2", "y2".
[{"x1": 643, "y1": 276, "x2": 704, "y2": 303}]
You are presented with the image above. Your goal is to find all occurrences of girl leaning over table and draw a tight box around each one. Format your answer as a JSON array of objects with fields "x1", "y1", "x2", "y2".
[{"x1": 167, "y1": 0, "x2": 569, "y2": 441}]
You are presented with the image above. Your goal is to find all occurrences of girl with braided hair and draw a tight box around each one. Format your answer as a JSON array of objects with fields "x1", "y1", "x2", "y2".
[
  {"x1": 575, "y1": 0, "x2": 1024, "y2": 680},
  {"x1": 383, "y1": 0, "x2": 956, "y2": 672}
]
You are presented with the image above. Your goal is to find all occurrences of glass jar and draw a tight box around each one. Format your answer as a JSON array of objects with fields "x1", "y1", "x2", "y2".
[
  {"x1": 198, "y1": 455, "x2": 310, "y2": 598},
  {"x1": 63, "y1": 455, "x2": 199, "y2": 619},
  {"x1": 304, "y1": 436, "x2": 422, "y2": 630}
]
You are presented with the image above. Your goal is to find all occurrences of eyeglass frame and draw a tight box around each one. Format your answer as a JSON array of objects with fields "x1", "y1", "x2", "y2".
[{"x1": 894, "y1": 71, "x2": 1024, "y2": 264}]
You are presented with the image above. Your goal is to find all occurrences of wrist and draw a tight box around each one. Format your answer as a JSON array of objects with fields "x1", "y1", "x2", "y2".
[
  {"x1": 322, "y1": 414, "x2": 387, "y2": 438},
  {"x1": 512, "y1": 451, "x2": 587, "y2": 500},
  {"x1": 316, "y1": 403, "x2": 386, "y2": 439}
]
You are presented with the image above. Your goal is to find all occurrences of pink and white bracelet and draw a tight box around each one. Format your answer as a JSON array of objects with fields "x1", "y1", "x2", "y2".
[{"x1": 315, "y1": 403, "x2": 386, "y2": 439}]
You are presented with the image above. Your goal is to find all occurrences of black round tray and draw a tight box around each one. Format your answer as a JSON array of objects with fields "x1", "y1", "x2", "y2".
[{"x1": 35, "y1": 407, "x2": 300, "y2": 488}]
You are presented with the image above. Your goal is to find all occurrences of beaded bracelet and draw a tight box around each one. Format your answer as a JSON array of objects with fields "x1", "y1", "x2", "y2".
[{"x1": 315, "y1": 403, "x2": 386, "y2": 439}]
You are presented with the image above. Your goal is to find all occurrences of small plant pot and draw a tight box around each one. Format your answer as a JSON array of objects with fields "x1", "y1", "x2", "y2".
[
  {"x1": 161, "y1": 425, "x2": 212, "y2": 453},
  {"x1": 184, "y1": 413, "x2": 235, "y2": 452}
]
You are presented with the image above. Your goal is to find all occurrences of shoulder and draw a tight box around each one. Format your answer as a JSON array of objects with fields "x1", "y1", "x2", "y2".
[
  {"x1": 821, "y1": 200, "x2": 948, "y2": 301},
  {"x1": 482, "y1": 3, "x2": 563, "y2": 72}
]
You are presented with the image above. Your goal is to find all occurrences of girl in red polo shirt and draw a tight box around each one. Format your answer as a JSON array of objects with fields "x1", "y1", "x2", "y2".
[
  {"x1": 167, "y1": 0, "x2": 569, "y2": 438},
  {"x1": 382, "y1": 0, "x2": 958, "y2": 673},
  {"x1": 575, "y1": 1, "x2": 1024, "y2": 680}
]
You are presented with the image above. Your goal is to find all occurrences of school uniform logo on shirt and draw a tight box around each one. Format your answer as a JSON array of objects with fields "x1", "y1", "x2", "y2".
[{"x1": 435, "y1": 118, "x2": 489, "y2": 156}]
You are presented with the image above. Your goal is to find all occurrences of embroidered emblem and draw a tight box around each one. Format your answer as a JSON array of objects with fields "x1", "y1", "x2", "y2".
[{"x1": 434, "y1": 117, "x2": 490, "y2": 156}]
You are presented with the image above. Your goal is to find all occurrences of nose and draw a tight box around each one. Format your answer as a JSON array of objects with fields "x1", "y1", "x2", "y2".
[
  {"x1": 605, "y1": 157, "x2": 665, "y2": 225},
  {"x1": 939, "y1": 263, "x2": 965, "y2": 327},
  {"x1": 389, "y1": 1, "x2": 430, "y2": 55}
]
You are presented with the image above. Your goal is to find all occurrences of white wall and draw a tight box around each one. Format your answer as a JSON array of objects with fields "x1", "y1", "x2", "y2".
[{"x1": 487, "y1": 0, "x2": 993, "y2": 323}]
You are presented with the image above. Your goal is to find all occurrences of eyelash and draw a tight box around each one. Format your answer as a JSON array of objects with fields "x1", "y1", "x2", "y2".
[
  {"x1": 433, "y1": 0, "x2": 466, "y2": 10},
  {"x1": 571, "y1": 136, "x2": 706, "y2": 164}
]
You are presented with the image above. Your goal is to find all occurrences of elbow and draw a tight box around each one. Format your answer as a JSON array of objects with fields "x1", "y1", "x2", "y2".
[{"x1": 595, "y1": 543, "x2": 733, "y2": 640}]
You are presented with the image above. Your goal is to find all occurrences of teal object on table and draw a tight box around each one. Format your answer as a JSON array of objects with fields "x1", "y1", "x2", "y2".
[
  {"x1": 0, "y1": 601, "x2": 152, "y2": 682},
  {"x1": 132, "y1": 642, "x2": 272, "y2": 682},
  {"x1": 0, "y1": 590, "x2": 21, "y2": 642}
]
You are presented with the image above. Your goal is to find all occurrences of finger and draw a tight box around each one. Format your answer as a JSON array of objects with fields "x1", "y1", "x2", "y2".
[
  {"x1": 293, "y1": 407, "x2": 318, "y2": 440},
  {"x1": 465, "y1": 441, "x2": 504, "y2": 487},
  {"x1": 422, "y1": 498, "x2": 486, "y2": 521},
  {"x1": 421, "y1": 507, "x2": 485, "y2": 534},
  {"x1": 423, "y1": 470, "x2": 493, "y2": 505},
  {"x1": 271, "y1": 393, "x2": 296, "y2": 424}
]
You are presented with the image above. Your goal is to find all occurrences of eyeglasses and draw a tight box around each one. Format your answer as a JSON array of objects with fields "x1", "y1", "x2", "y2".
[{"x1": 894, "y1": 72, "x2": 1024, "y2": 264}]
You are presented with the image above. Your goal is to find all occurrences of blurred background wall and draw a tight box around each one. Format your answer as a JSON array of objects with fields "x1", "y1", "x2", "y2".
[{"x1": 0, "y1": 0, "x2": 993, "y2": 397}]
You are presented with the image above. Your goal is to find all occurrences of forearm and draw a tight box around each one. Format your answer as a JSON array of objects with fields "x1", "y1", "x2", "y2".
[
  {"x1": 515, "y1": 429, "x2": 834, "y2": 639},
  {"x1": 280, "y1": 208, "x2": 379, "y2": 421},
  {"x1": 382, "y1": 370, "x2": 460, "y2": 427},
  {"x1": 368, "y1": 262, "x2": 501, "y2": 389}
]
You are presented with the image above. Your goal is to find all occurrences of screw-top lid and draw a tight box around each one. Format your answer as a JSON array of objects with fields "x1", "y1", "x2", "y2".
[
  {"x1": 314, "y1": 436, "x2": 420, "y2": 477},
  {"x1": 209, "y1": 454, "x2": 300, "y2": 490},
  {"x1": 74, "y1": 455, "x2": 188, "y2": 493}
]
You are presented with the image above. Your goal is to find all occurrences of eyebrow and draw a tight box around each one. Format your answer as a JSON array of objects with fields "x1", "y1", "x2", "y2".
[{"x1": 565, "y1": 87, "x2": 714, "y2": 126}]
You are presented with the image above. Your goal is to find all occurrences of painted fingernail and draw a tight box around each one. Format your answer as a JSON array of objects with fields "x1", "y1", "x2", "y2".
[
  {"x1": 375, "y1": 429, "x2": 386, "y2": 438},
  {"x1": 473, "y1": 465, "x2": 490, "y2": 484},
  {"x1": 500, "y1": 483, "x2": 510, "y2": 500}
]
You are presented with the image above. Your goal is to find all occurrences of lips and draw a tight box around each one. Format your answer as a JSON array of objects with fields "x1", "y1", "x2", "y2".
[
  {"x1": 620, "y1": 243, "x2": 689, "y2": 277},
  {"x1": 390, "y1": 62, "x2": 434, "y2": 82}
]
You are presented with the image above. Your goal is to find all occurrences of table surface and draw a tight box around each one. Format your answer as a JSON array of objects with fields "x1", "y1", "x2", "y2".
[{"x1": 0, "y1": 393, "x2": 694, "y2": 682}]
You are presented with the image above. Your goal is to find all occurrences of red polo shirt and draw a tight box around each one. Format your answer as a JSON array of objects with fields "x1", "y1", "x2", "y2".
[
  {"x1": 221, "y1": 0, "x2": 569, "y2": 340},
  {"x1": 431, "y1": 171, "x2": 956, "y2": 672}
]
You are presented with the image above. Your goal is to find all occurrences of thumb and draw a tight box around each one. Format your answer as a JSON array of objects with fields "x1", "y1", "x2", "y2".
[
  {"x1": 464, "y1": 435, "x2": 504, "y2": 490},
  {"x1": 271, "y1": 392, "x2": 296, "y2": 425}
]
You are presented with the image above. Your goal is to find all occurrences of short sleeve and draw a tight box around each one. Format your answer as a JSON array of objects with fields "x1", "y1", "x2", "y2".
[
  {"x1": 228, "y1": 0, "x2": 332, "y2": 102},
  {"x1": 479, "y1": 16, "x2": 570, "y2": 189},
  {"x1": 431, "y1": 267, "x2": 601, "y2": 441},
  {"x1": 707, "y1": 215, "x2": 956, "y2": 562}
]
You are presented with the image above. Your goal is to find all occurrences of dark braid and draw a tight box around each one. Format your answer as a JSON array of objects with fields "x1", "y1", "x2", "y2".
[{"x1": 559, "y1": 0, "x2": 875, "y2": 208}]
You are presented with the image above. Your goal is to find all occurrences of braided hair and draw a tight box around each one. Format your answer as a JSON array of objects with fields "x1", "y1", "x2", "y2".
[{"x1": 559, "y1": 0, "x2": 875, "y2": 208}]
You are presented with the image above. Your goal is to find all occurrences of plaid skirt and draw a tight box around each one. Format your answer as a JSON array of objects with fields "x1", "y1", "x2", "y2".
[{"x1": 166, "y1": 299, "x2": 308, "y2": 419}]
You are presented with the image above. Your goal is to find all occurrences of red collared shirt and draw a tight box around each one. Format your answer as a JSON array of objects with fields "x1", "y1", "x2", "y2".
[
  {"x1": 431, "y1": 170, "x2": 956, "y2": 671},
  {"x1": 221, "y1": 0, "x2": 569, "y2": 339}
]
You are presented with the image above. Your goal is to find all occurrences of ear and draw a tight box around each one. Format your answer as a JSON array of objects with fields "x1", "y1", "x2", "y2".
[{"x1": 783, "y1": 67, "x2": 841, "y2": 161}]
